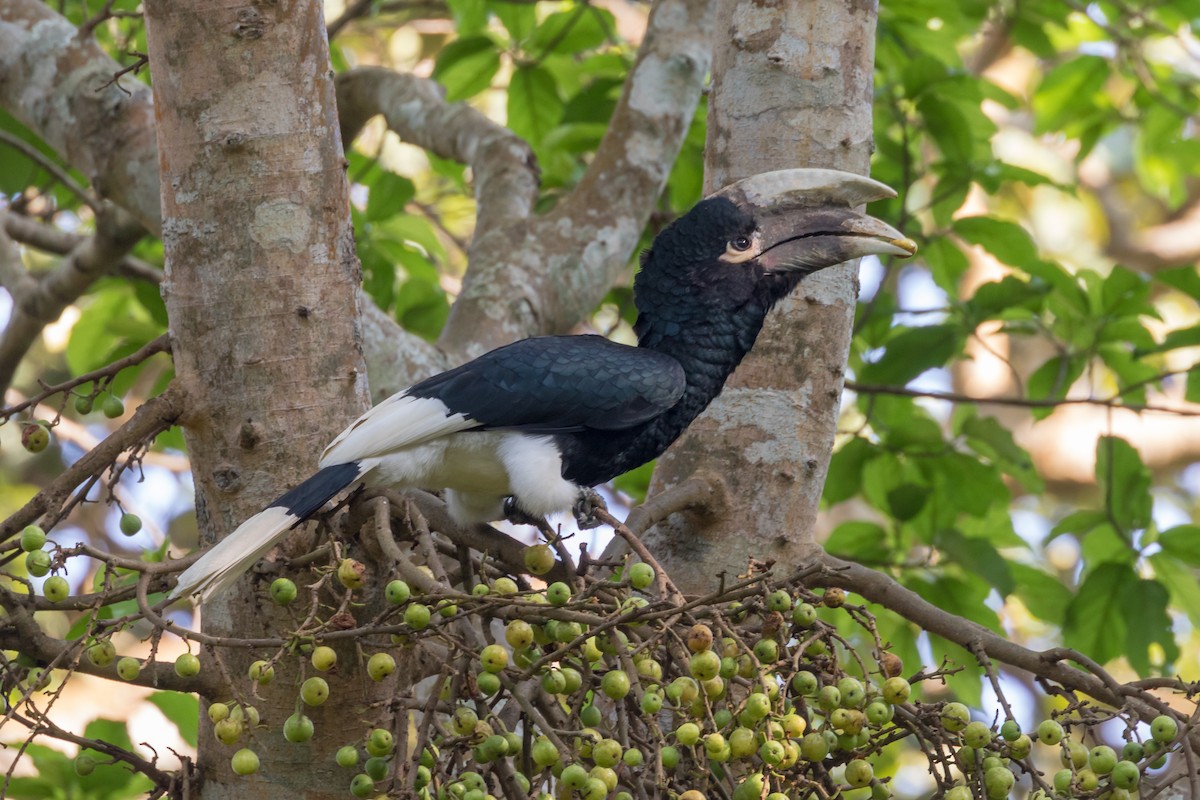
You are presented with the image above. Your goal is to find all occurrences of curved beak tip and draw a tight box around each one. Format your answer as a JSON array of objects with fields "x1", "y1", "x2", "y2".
[{"x1": 892, "y1": 237, "x2": 918, "y2": 257}]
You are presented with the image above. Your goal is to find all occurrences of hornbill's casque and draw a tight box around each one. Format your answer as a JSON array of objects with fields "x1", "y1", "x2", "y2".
[{"x1": 171, "y1": 169, "x2": 915, "y2": 601}]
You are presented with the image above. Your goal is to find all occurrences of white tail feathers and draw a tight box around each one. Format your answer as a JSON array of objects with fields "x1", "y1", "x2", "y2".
[{"x1": 169, "y1": 506, "x2": 301, "y2": 603}]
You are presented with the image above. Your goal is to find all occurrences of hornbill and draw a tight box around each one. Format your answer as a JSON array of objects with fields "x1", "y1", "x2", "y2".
[{"x1": 170, "y1": 169, "x2": 915, "y2": 601}]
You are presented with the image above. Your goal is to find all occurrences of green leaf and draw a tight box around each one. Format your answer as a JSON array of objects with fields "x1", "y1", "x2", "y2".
[
  {"x1": 1188, "y1": 367, "x2": 1200, "y2": 404},
  {"x1": 1010, "y1": 563, "x2": 1072, "y2": 625},
  {"x1": 1150, "y1": 552, "x2": 1200, "y2": 629},
  {"x1": 1120, "y1": 578, "x2": 1178, "y2": 675},
  {"x1": 825, "y1": 522, "x2": 890, "y2": 564},
  {"x1": 917, "y1": 95, "x2": 974, "y2": 163},
  {"x1": 490, "y1": 0, "x2": 536, "y2": 43},
  {"x1": 1048, "y1": 509, "x2": 1108, "y2": 540},
  {"x1": 612, "y1": 460, "x2": 654, "y2": 504},
  {"x1": 858, "y1": 324, "x2": 961, "y2": 385},
  {"x1": 1032, "y1": 56, "x2": 1110, "y2": 134},
  {"x1": 935, "y1": 529, "x2": 1015, "y2": 595},
  {"x1": 147, "y1": 691, "x2": 200, "y2": 747},
  {"x1": 921, "y1": 236, "x2": 970, "y2": 292},
  {"x1": 1148, "y1": 323, "x2": 1200, "y2": 354},
  {"x1": 432, "y1": 35, "x2": 501, "y2": 101},
  {"x1": 1063, "y1": 562, "x2": 1136, "y2": 665},
  {"x1": 1095, "y1": 436, "x2": 1151, "y2": 533},
  {"x1": 1026, "y1": 354, "x2": 1086, "y2": 419},
  {"x1": 1157, "y1": 264, "x2": 1200, "y2": 300},
  {"x1": 445, "y1": 0, "x2": 488, "y2": 34},
  {"x1": 530, "y1": 7, "x2": 615, "y2": 54},
  {"x1": 953, "y1": 216, "x2": 1086, "y2": 309},
  {"x1": 1157, "y1": 525, "x2": 1200, "y2": 566},
  {"x1": 933, "y1": 452, "x2": 1010, "y2": 518},
  {"x1": 507, "y1": 65, "x2": 561, "y2": 147},
  {"x1": 365, "y1": 172, "x2": 415, "y2": 222},
  {"x1": 824, "y1": 437, "x2": 874, "y2": 505}
]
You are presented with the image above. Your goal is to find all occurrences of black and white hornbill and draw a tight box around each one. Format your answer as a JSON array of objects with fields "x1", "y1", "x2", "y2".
[{"x1": 170, "y1": 168, "x2": 915, "y2": 601}]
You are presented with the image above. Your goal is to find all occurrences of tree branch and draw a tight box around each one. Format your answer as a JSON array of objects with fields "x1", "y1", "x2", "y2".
[
  {"x1": 2, "y1": 212, "x2": 161, "y2": 284},
  {"x1": 438, "y1": 0, "x2": 714, "y2": 356},
  {"x1": 336, "y1": 67, "x2": 539, "y2": 235},
  {"x1": 0, "y1": 205, "x2": 146, "y2": 395},
  {"x1": 0, "y1": 0, "x2": 162, "y2": 233},
  {"x1": 0, "y1": 384, "x2": 185, "y2": 544},
  {"x1": 811, "y1": 554, "x2": 1179, "y2": 723}
]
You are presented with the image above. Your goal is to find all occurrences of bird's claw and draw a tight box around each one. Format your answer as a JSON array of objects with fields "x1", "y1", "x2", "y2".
[
  {"x1": 573, "y1": 489, "x2": 607, "y2": 530},
  {"x1": 503, "y1": 496, "x2": 546, "y2": 528}
]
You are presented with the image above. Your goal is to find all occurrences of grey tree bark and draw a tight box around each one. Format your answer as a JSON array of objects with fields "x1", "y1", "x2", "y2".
[
  {"x1": 641, "y1": 0, "x2": 882, "y2": 592},
  {"x1": 142, "y1": 1, "x2": 370, "y2": 796}
]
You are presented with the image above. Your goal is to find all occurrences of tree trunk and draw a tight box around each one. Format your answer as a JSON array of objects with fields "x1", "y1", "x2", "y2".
[
  {"x1": 142, "y1": 1, "x2": 370, "y2": 796},
  {"x1": 642, "y1": 0, "x2": 880, "y2": 592}
]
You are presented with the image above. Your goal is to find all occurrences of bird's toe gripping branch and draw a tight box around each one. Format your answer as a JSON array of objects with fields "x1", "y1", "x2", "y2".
[{"x1": 572, "y1": 488, "x2": 608, "y2": 530}]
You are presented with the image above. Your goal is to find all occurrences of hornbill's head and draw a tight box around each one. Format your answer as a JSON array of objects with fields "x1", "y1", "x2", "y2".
[{"x1": 636, "y1": 169, "x2": 916, "y2": 317}]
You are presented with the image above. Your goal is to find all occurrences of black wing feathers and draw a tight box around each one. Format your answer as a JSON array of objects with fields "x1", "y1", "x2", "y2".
[{"x1": 409, "y1": 336, "x2": 685, "y2": 433}]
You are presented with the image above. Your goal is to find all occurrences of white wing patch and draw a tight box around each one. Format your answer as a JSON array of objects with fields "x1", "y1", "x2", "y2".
[{"x1": 320, "y1": 393, "x2": 478, "y2": 467}]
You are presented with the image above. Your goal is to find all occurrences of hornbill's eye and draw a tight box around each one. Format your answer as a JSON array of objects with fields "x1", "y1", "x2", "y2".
[{"x1": 731, "y1": 236, "x2": 752, "y2": 251}]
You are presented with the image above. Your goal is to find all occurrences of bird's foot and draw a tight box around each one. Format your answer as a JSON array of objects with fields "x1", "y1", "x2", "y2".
[
  {"x1": 572, "y1": 489, "x2": 607, "y2": 530},
  {"x1": 503, "y1": 496, "x2": 548, "y2": 529}
]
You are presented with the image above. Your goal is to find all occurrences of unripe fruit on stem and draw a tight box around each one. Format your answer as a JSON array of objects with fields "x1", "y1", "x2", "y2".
[
  {"x1": 984, "y1": 766, "x2": 1014, "y2": 799},
  {"x1": 87, "y1": 640, "x2": 116, "y2": 668},
  {"x1": 102, "y1": 395, "x2": 125, "y2": 419},
  {"x1": 546, "y1": 581, "x2": 571, "y2": 606},
  {"x1": 600, "y1": 670, "x2": 630, "y2": 699},
  {"x1": 231, "y1": 748, "x2": 260, "y2": 776},
  {"x1": 74, "y1": 755, "x2": 96, "y2": 776},
  {"x1": 1089, "y1": 745, "x2": 1117, "y2": 774},
  {"x1": 628, "y1": 562, "x2": 654, "y2": 590},
  {"x1": 22, "y1": 423, "x2": 50, "y2": 453},
  {"x1": 74, "y1": 395, "x2": 93, "y2": 414},
  {"x1": 248, "y1": 660, "x2": 274, "y2": 684},
  {"x1": 300, "y1": 676, "x2": 330, "y2": 706},
  {"x1": 269, "y1": 578, "x2": 297, "y2": 605},
  {"x1": 1111, "y1": 760, "x2": 1140, "y2": 790},
  {"x1": 283, "y1": 712, "x2": 314, "y2": 743},
  {"x1": 174, "y1": 653, "x2": 200, "y2": 677},
  {"x1": 311, "y1": 646, "x2": 337, "y2": 672},
  {"x1": 364, "y1": 756, "x2": 389, "y2": 781},
  {"x1": 385, "y1": 580, "x2": 411, "y2": 604},
  {"x1": 476, "y1": 671, "x2": 501, "y2": 696},
  {"x1": 404, "y1": 603, "x2": 431, "y2": 630},
  {"x1": 660, "y1": 745, "x2": 679, "y2": 769},
  {"x1": 43, "y1": 575, "x2": 69, "y2": 603},
  {"x1": 845, "y1": 759, "x2": 873, "y2": 787},
  {"x1": 1000, "y1": 719, "x2": 1021, "y2": 741},
  {"x1": 941, "y1": 702, "x2": 970, "y2": 732},
  {"x1": 366, "y1": 728, "x2": 394, "y2": 757},
  {"x1": 214, "y1": 718, "x2": 243, "y2": 745},
  {"x1": 25, "y1": 550, "x2": 51, "y2": 578},
  {"x1": 882, "y1": 676, "x2": 910, "y2": 704},
  {"x1": 531, "y1": 737, "x2": 559, "y2": 767},
  {"x1": 349, "y1": 773, "x2": 374, "y2": 798},
  {"x1": 766, "y1": 589, "x2": 792, "y2": 612},
  {"x1": 20, "y1": 525, "x2": 46, "y2": 552},
  {"x1": 335, "y1": 746, "x2": 359, "y2": 768},
  {"x1": 492, "y1": 577, "x2": 518, "y2": 595},
  {"x1": 1151, "y1": 714, "x2": 1178, "y2": 743},
  {"x1": 689, "y1": 650, "x2": 720, "y2": 681},
  {"x1": 208, "y1": 703, "x2": 230, "y2": 724},
  {"x1": 367, "y1": 652, "x2": 396, "y2": 681},
  {"x1": 836, "y1": 677, "x2": 865, "y2": 708},
  {"x1": 523, "y1": 544, "x2": 555, "y2": 575},
  {"x1": 1036, "y1": 719, "x2": 1064, "y2": 745},
  {"x1": 505, "y1": 620, "x2": 533, "y2": 649},
  {"x1": 337, "y1": 559, "x2": 366, "y2": 590},
  {"x1": 119, "y1": 513, "x2": 142, "y2": 536},
  {"x1": 116, "y1": 656, "x2": 141, "y2": 681},
  {"x1": 963, "y1": 721, "x2": 992, "y2": 749}
]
